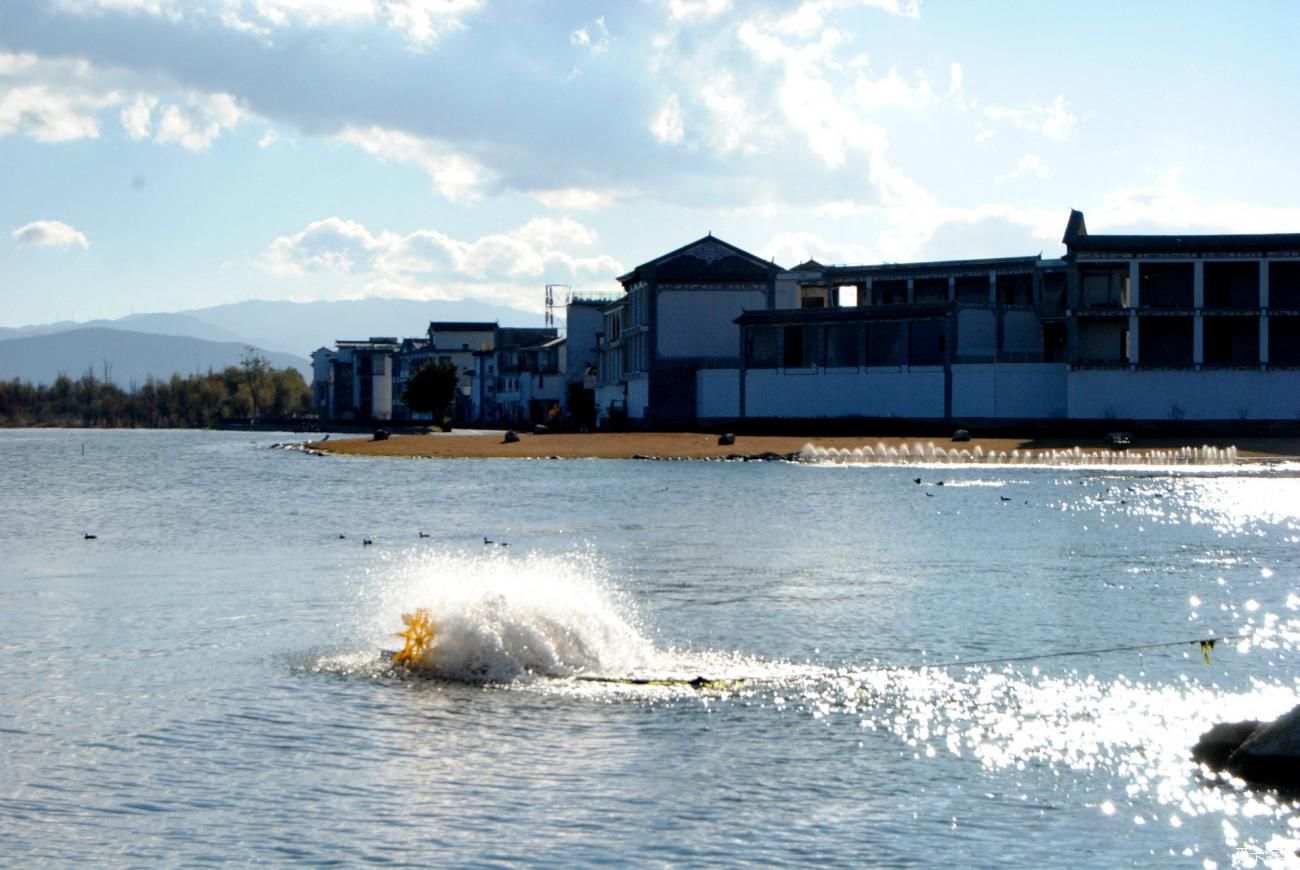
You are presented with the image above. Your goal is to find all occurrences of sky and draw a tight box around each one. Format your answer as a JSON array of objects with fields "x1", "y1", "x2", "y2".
[{"x1": 3, "y1": 0, "x2": 1300, "y2": 328}]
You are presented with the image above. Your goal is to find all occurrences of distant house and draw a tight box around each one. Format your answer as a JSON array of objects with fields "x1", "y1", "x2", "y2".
[
  {"x1": 594, "y1": 235, "x2": 782, "y2": 428},
  {"x1": 310, "y1": 337, "x2": 400, "y2": 421},
  {"x1": 471, "y1": 327, "x2": 562, "y2": 426}
]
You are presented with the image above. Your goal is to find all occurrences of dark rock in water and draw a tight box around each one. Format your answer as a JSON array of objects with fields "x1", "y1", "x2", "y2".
[
  {"x1": 1194, "y1": 704, "x2": 1300, "y2": 791},
  {"x1": 951, "y1": 429, "x2": 971, "y2": 442},
  {"x1": 503, "y1": 430, "x2": 520, "y2": 444},
  {"x1": 1226, "y1": 705, "x2": 1300, "y2": 789},
  {"x1": 718, "y1": 432, "x2": 735, "y2": 446},
  {"x1": 748, "y1": 451, "x2": 784, "y2": 462},
  {"x1": 372, "y1": 429, "x2": 390, "y2": 441},
  {"x1": 532, "y1": 424, "x2": 549, "y2": 435},
  {"x1": 1192, "y1": 720, "x2": 1262, "y2": 771}
]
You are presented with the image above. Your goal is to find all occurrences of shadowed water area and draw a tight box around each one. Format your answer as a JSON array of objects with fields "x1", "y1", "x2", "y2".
[{"x1": 3, "y1": 429, "x2": 1299, "y2": 866}]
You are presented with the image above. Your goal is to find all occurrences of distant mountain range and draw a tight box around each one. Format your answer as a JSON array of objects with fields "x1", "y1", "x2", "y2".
[
  {"x1": 0, "y1": 297, "x2": 545, "y2": 387},
  {"x1": 0, "y1": 328, "x2": 313, "y2": 387}
]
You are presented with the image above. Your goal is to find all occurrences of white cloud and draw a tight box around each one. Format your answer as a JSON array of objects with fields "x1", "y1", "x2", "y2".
[
  {"x1": 260, "y1": 216, "x2": 624, "y2": 309},
  {"x1": 984, "y1": 95, "x2": 1076, "y2": 140},
  {"x1": 0, "y1": 54, "x2": 124, "y2": 142},
  {"x1": 1089, "y1": 167, "x2": 1300, "y2": 235},
  {"x1": 854, "y1": 68, "x2": 936, "y2": 111},
  {"x1": 666, "y1": 0, "x2": 732, "y2": 22},
  {"x1": 336, "y1": 125, "x2": 493, "y2": 203},
  {"x1": 258, "y1": 129, "x2": 279, "y2": 148},
  {"x1": 997, "y1": 153, "x2": 1050, "y2": 182},
  {"x1": 650, "y1": 93, "x2": 685, "y2": 145},
  {"x1": 120, "y1": 94, "x2": 157, "y2": 139},
  {"x1": 55, "y1": 0, "x2": 483, "y2": 49},
  {"x1": 764, "y1": 231, "x2": 875, "y2": 266},
  {"x1": 153, "y1": 92, "x2": 244, "y2": 150},
  {"x1": 0, "y1": 52, "x2": 247, "y2": 151},
  {"x1": 530, "y1": 187, "x2": 627, "y2": 211},
  {"x1": 570, "y1": 17, "x2": 612, "y2": 54},
  {"x1": 12, "y1": 219, "x2": 90, "y2": 249}
]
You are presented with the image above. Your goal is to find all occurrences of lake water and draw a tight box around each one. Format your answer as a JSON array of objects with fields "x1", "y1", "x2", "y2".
[{"x1": 3, "y1": 429, "x2": 1300, "y2": 866}]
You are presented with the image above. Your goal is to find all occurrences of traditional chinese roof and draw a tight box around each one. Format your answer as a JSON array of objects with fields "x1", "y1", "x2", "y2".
[{"x1": 617, "y1": 234, "x2": 782, "y2": 285}]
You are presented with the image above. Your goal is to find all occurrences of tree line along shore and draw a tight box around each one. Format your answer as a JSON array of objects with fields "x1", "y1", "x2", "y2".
[
  {"x1": 0, "y1": 358, "x2": 311, "y2": 428},
  {"x1": 311, "y1": 431, "x2": 1300, "y2": 461}
]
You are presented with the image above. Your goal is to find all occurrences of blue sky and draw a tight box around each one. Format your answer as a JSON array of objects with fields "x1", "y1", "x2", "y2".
[{"x1": 3, "y1": 0, "x2": 1300, "y2": 327}]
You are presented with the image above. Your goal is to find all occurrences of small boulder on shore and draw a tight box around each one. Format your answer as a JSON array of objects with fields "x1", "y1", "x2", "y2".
[
  {"x1": 503, "y1": 430, "x2": 521, "y2": 444},
  {"x1": 718, "y1": 433, "x2": 736, "y2": 446}
]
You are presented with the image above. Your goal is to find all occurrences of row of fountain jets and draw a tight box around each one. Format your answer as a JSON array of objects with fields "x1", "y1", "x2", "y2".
[{"x1": 798, "y1": 442, "x2": 1239, "y2": 466}]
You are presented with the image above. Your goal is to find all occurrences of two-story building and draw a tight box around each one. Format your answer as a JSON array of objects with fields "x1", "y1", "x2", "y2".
[{"x1": 593, "y1": 234, "x2": 782, "y2": 427}]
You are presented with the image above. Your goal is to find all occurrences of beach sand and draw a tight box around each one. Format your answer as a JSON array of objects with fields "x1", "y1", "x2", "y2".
[{"x1": 310, "y1": 430, "x2": 1300, "y2": 461}]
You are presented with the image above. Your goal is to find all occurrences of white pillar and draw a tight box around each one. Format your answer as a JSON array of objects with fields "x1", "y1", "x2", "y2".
[
  {"x1": 988, "y1": 271, "x2": 997, "y2": 304},
  {"x1": 1128, "y1": 261, "x2": 1141, "y2": 309},
  {"x1": 1128, "y1": 314, "x2": 1140, "y2": 365},
  {"x1": 1193, "y1": 315, "x2": 1203, "y2": 367},
  {"x1": 1193, "y1": 260, "x2": 1204, "y2": 309},
  {"x1": 1260, "y1": 260, "x2": 1269, "y2": 366}
]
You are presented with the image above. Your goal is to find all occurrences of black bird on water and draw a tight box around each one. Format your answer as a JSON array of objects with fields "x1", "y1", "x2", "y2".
[
  {"x1": 913, "y1": 477, "x2": 922, "y2": 484},
  {"x1": 484, "y1": 536, "x2": 493, "y2": 545},
  {"x1": 363, "y1": 537, "x2": 373, "y2": 546},
  {"x1": 418, "y1": 531, "x2": 430, "y2": 538},
  {"x1": 84, "y1": 532, "x2": 97, "y2": 540}
]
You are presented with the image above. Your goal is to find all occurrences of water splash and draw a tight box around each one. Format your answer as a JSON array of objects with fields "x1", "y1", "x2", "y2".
[
  {"x1": 798, "y1": 441, "x2": 1239, "y2": 467},
  {"x1": 359, "y1": 547, "x2": 658, "y2": 683}
]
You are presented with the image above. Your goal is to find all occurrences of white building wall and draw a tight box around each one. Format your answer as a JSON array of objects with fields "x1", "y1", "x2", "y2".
[
  {"x1": 432, "y1": 329, "x2": 495, "y2": 352},
  {"x1": 697, "y1": 369, "x2": 740, "y2": 418},
  {"x1": 773, "y1": 275, "x2": 801, "y2": 310},
  {"x1": 371, "y1": 372, "x2": 393, "y2": 420},
  {"x1": 657, "y1": 290, "x2": 768, "y2": 358},
  {"x1": 1067, "y1": 370, "x2": 1300, "y2": 420},
  {"x1": 742, "y1": 368, "x2": 946, "y2": 418},
  {"x1": 626, "y1": 375, "x2": 650, "y2": 419},
  {"x1": 1002, "y1": 311, "x2": 1043, "y2": 355},
  {"x1": 951, "y1": 364, "x2": 1067, "y2": 419},
  {"x1": 956, "y1": 309, "x2": 996, "y2": 357}
]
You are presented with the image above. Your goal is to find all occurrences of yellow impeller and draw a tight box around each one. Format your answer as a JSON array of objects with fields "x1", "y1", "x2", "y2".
[{"x1": 392, "y1": 608, "x2": 435, "y2": 669}]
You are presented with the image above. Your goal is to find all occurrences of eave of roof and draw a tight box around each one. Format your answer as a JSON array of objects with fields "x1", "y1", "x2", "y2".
[
  {"x1": 1068, "y1": 233, "x2": 1300, "y2": 254},
  {"x1": 735, "y1": 303, "x2": 954, "y2": 326},
  {"x1": 823, "y1": 255, "x2": 1041, "y2": 279}
]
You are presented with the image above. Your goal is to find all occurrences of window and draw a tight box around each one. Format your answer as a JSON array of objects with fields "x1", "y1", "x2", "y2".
[
  {"x1": 745, "y1": 327, "x2": 780, "y2": 368},
  {"x1": 825, "y1": 323, "x2": 860, "y2": 367},
  {"x1": 1081, "y1": 266, "x2": 1128, "y2": 308},
  {"x1": 783, "y1": 325, "x2": 821, "y2": 368},
  {"x1": 1139, "y1": 263, "x2": 1194, "y2": 309},
  {"x1": 1204, "y1": 261, "x2": 1259, "y2": 309},
  {"x1": 866, "y1": 322, "x2": 904, "y2": 366}
]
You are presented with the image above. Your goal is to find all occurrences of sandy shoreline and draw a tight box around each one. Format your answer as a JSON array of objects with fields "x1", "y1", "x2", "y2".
[{"x1": 310, "y1": 431, "x2": 1300, "y2": 461}]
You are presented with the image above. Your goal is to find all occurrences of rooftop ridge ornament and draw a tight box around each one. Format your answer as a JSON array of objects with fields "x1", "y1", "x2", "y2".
[{"x1": 685, "y1": 240, "x2": 733, "y2": 264}]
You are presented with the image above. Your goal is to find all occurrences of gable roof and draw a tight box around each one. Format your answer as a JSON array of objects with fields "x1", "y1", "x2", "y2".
[{"x1": 618, "y1": 234, "x2": 782, "y2": 284}]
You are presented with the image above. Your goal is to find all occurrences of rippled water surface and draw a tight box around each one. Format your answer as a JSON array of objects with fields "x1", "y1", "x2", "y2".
[{"x1": 3, "y1": 429, "x2": 1300, "y2": 866}]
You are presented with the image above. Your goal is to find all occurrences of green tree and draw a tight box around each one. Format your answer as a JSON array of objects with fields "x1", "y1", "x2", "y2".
[
  {"x1": 240, "y1": 347, "x2": 272, "y2": 421},
  {"x1": 402, "y1": 360, "x2": 460, "y2": 420}
]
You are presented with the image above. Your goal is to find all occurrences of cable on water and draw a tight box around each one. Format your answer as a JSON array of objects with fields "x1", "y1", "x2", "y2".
[{"x1": 880, "y1": 636, "x2": 1222, "y2": 672}]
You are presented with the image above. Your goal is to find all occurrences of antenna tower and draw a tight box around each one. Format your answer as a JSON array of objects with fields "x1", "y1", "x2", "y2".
[{"x1": 545, "y1": 284, "x2": 570, "y2": 329}]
